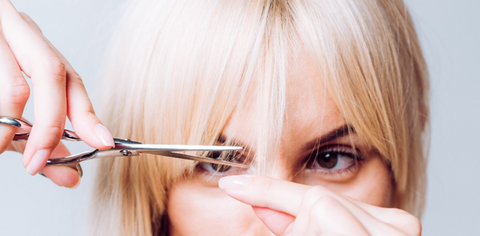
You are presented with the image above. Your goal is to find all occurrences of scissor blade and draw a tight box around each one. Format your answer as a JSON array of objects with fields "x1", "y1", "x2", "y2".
[
  {"x1": 138, "y1": 150, "x2": 248, "y2": 168},
  {"x1": 114, "y1": 143, "x2": 244, "y2": 152}
]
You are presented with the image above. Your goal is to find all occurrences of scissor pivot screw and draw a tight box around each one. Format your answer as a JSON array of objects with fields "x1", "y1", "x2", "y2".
[{"x1": 120, "y1": 150, "x2": 132, "y2": 156}]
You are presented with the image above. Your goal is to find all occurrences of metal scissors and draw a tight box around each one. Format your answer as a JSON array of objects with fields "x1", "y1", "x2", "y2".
[{"x1": 0, "y1": 116, "x2": 246, "y2": 177}]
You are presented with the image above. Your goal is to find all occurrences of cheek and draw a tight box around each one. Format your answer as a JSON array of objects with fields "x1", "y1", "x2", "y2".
[
  {"x1": 342, "y1": 157, "x2": 393, "y2": 207},
  {"x1": 166, "y1": 178, "x2": 268, "y2": 235},
  {"x1": 316, "y1": 155, "x2": 393, "y2": 207}
]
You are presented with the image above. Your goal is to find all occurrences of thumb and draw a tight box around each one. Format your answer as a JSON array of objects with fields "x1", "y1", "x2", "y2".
[{"x1": 252, "y1": 206, "x2": 295, "y2": 236}]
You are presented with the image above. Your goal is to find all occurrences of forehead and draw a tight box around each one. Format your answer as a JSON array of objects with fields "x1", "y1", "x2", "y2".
[{"x1": 224, "y1": 55, "x2": 346, "y2": 145}]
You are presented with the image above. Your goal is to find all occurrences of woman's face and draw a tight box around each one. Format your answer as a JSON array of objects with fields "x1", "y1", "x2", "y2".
[{"x1": 167, "y1": 58, "x2": 393, "y2": 235}]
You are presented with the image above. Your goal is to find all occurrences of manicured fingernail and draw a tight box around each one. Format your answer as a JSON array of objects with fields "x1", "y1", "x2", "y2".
[
  {"x1": 26, "y1": 149, "x2": 50, "y2": 175},
  {"x1": 94, "y1": 124, "x2": 114, "y2": 147},
  {"x1": 219, "y1": 176, "x2": 251, "y2": 190}
]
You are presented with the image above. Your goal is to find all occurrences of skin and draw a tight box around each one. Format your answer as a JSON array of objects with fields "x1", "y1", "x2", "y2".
[
  {"x1": 0, "y1": 0, "x2": 112, "y2": 187},
  {"x1": 0, "y1": 1, "x2": 421, "y2": 233},
  {"x1": 167, "y1": 57, "x2": 421, "y2": 235}
]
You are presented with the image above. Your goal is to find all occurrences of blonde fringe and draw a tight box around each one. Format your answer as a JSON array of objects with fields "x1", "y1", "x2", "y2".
[{"x1": 91, "y1": 0, "x2": 429, "y2": 234}]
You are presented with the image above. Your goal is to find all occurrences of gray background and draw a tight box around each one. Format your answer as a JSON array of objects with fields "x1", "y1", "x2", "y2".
[{"x1": 0, "y1": 0, "x2": 478, "y2": 235}]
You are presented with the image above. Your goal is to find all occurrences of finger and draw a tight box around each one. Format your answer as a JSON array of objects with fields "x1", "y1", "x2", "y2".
[
  {"x1": 346, "y1": 203, "x2": 422, "y2": 235},
  {"x1": 0, "y1": 30, "x2": 29, "y2": 154},
  {"x1": 5, "y1": 138, "x2": 80, "y2": 188},
  {"x1": 218, "y1": 175, "x2": 390, "y2": 220},
  {"x1": 7, "y1": 140, "x2": 25, "y2": 152},
  {"x1": 219, "y1": 176, "x2": 368, "y2": 235},
  {"x1": 49, "y1": 44, "x2": 114, "y2": 149},
  {"x1": 220, "y1": 175, "x2": 416, "y2": 235},
  {"x1": 252, "y1": 207, "x2": 295, "y2": 236},
  {"x1": 42, "y1": 165, "x2": 80, "y2": 188},
  {"x1": 18, "y1": 12, "x2": 42, "y2": 34},
  {"x1": 219, "y1": 175, "x2": 309, "y2": 216},
  {"x1": 320, "y1": 193, "x2": 420, "y2": 234},
  {"x1": 7, "y1": 10, "x2": 83, "y2": 187},
  {"x1": 22, "y1": 53, "x2": 67, "y2": 175},
  {"x1": 1, "y1": 4, "x2": 68, "y2": 175},
  {"x1": 41, "y1": 143, "x2": 80, "y2": 188},
  {"x1": 6, "y1": 143, "x2": 15, "y2": 152},
  {"x1": 21, "y1": 12, "x2": 114, "y2": 149},
  {"x1": 292, "y1": 195, "x2": 369, "y2": 236}
]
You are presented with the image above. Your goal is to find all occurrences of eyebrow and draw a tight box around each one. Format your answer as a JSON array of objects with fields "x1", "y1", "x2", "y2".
[
  {"x1": 303, "y1": 124, "x2": 355, "y2": 151},
  {"x1": 218, "y1": 124, "x2": 354, "y2": 152}
]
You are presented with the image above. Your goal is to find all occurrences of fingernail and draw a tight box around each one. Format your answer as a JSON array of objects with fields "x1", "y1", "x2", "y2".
[
  {"x1": 219, "y1": 175, "x2": 251, "y2": 190},
  {"x1": 94, "y1": 124, "x2": 114, "y2": 147},
  {"x1": 26, "y1": 149, "x2": 50, "y2": 175}
]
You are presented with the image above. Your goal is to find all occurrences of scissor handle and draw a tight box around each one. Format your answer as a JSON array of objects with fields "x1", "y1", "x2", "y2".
[{"x1": 0, "y1": 116, "x2": 80, "y2": 141}]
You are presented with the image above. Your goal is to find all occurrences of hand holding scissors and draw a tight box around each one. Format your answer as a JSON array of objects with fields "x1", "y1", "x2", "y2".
[
  {"x1": 0, "y1": 1, "x2": 118, "y2": 188},
  {"x1": 1, "y1": 116, "x2": 245, "y2": 184},
  {"x1": 0, "y1": 1, "x2": 245, "y2": 188}
]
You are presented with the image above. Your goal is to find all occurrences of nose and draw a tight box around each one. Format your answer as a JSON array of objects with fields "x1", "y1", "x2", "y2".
[{"x1": 262, "y1": 157, "x2": 296, "y2": 182}]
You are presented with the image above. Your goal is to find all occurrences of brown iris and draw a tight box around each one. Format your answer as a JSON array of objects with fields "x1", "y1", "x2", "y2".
[{"x1": 315, "y1": 152, "x2": 338, "y2": 169}]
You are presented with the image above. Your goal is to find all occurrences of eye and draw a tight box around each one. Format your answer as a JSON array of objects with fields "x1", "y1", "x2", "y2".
[
  {"x1": 200, "y1": 162, "x2": 232, "y2": 173},
  {"x1": 308, "y1": 146, "x2": 361, "y2": 171},
  {"x1": 198, "y1": 151, "x2": 240, "y2": 174}
]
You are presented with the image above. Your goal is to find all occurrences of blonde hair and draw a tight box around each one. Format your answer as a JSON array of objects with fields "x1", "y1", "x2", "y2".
[{"x1": 92, "y1": 0, "x2": 429, "y2": 235}]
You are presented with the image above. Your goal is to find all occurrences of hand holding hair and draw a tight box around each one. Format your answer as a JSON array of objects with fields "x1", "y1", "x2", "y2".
[
  {"x1": 220, "y1": 175, "x2": 421, "y2": 236},
  {"x1": 0, "y1": 0, "x2": 114, "y2": 188}
]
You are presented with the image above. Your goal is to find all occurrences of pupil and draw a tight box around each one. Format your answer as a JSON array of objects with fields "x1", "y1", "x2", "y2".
[{"x1": 317, "y1": 153, "x2": 338, "y2": 169}]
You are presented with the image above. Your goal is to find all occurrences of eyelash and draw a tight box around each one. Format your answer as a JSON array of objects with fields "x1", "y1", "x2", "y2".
[
  {"x1": 195, "y1": 151, "x2": 247, "y2": 178},
  {"x1": 196, "y1": 145, "x2": 365, "y2": 179},
  {"x1": 304, "y1": 145, "x2": 365, "y2": 177}
]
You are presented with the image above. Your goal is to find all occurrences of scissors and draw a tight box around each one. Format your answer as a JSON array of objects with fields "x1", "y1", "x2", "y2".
[{"x1": 0, "y1": 116, "x2": 246, "y2": 177}]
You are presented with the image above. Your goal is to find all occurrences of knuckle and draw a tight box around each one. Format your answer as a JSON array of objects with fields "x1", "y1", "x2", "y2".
[
  {"x1": 68, "y1": 71, "x2": 85, "y2": 87},
  {"x1": 45, "y1": 121, "x2": 65, "y2": 136},
  {"x1": 300, "y1": 186, "x2": 331, "y2": 213},
  {"x1": 44, "y1": 57, "x2": 66, "y2": 80},
  {"x1": 1, "y1": 78, "x2": 30, "y2": 105},
  {"x1": 18, "y1": 12, "x2": 31, "y2": 21},
  {"x1": 73, "y1": 107, "x2": 96, "y2": 121},
  {"x1": 304, "y1": 186, "x2": 327, "y2": 199},
  {"x1": 17, "y1": 12, "x2": 43, "y2": 34},
  {"x1": 36, "y1": 122, "x2": 64, "y2": 147},
  {"x1": 387, "y1": 207, "x2": 409, "y2": 217},
  {"x1": 387, "y1": 208, "x2": 421, "y2": 236},
  {"x1": 316, "y1": 195, "x2": 340, "y2": 209},
  {"x1": 403, "y1": 214, "x2": 421, "y2": 235},
  {"x1": 310, "y1": 195, "x2": 340, "y2": 218}
]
